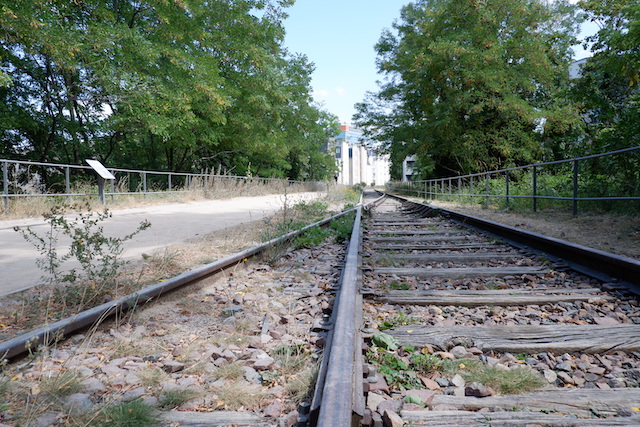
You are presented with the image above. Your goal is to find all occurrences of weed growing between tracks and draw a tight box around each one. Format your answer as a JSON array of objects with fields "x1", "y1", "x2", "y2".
[{"x1": 366, "y1": 332, "x2": 545, "y2": 395}]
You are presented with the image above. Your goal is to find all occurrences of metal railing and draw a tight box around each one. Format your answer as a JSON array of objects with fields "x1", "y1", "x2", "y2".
[
  {"x1": 387, "y1": 146, "x2": 640, "y2": 215},
  {"x1": 1, "y1": 159, "x2": 323, "y2": 214}
]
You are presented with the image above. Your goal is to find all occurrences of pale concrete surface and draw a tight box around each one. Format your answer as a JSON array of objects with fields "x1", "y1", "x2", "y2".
[{"x1": 0, "y1": 192, "x2": 324, "y2": 296}]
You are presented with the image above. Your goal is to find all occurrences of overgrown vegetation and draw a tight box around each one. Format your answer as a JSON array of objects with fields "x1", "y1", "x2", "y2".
[
  {"x1": 11, "y1": 203, "x2": 150, "y2": 324},
  {"x1": 366, "y1": 332, "x2": 545, "y2": 395},
  {"x1": 93, "y1": 399, "x2": 158, "y2": 427}
]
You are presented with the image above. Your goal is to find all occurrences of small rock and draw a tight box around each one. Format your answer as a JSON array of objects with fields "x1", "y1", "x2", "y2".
[
  {"x1": 65, "y1": 393, "x2": 94, "y2": 414},
  {"x1": 543, "y1": 370, "x2": 558, "y2": 383},
  {"x1": 377, "y1": 398, "x2": 401, "y2": 415},
  {"x1": 263, "y1": 400, "x2": 284, "y2": 417},
  {"x1": 608, "y1": 378, "x2": 626, "y2": 388},
  {"x1": 33, "y1": 412, "x2": 60, "y2": 427},
  {"x1": 80, "y1": 378, "x2": 106, "y2": 394},
  {"x1": 252, "y1": 356, "x2": 275, "y2": 371},
  {"x1": 421, "y1": 377, "x2": 441, "y2": 390},
  {"x1": 465, "y1": 382, "x2": 495, "y2": 397},
  {"x1": 122, "y1": 387, "x2": 146, "y2": 401},
  {"x1": 451, "y1": 374, "x2": 465, "y2": 388},
  {"x1": 555, "y1": 362, "x2": 572, "y2": 372},
  {"x1": 367, "y1": 392, "x2": 386, "y2": 412},
  {"x1": 435, "y1": 377, "x2": 450, "y2": 387},
  {"x1": 557, "y1": 372, "x2": 574, "y2": 385},
  {"x1": 593, "y1": 316, "x2": 620, "y2": 325},
  {"x1": 450, "y1": 346, "x2": 468, "y2": 357},
  {"x1": 162, "y1": 360, "x2": 185, "y2": 373},
  {"x1": 382, "y1": 410, "x2": 403, "y2": 427},
  {"x1": 434, "y1": 351, "x2": 454, "y2": 359}
]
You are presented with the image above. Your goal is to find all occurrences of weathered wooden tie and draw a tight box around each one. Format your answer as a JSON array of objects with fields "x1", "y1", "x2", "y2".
[
  {"x1": 373, "y1": 266, "x2": 549, "y2": 278},
  {"x1": 371, "y1": 253, "x2": 519, "y2": 262},
  {"x1": 371, "y1": 243, "x2": 502, "y2": 251},
  {"x1": 389, "y1": 324, "x2": 640, "y2": 353},
  {"x1": 376, "y1": 289, "x2": 612, "y2": 306},
  {"x1": 402, "y1": 410, "x2": 640, "y2": 426}
]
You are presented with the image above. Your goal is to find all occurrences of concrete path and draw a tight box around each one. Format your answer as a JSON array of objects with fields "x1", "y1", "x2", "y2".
[{"x1": 0, "y1": 192, "x2": 324, "y2": 296}]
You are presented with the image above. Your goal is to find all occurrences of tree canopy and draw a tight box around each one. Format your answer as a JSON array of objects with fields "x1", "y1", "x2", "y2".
[
  {"x1": 571, "y1": 0, "x2": 640, "y2": 154},
  {"x1": 354, "y1": 0, "x2": 584, "y2": 178},
  {"x1": 0, "y1": 0, "x2": 339, "y2": 180}
]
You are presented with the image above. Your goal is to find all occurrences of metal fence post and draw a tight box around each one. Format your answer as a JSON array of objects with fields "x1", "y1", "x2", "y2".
[
  {"x1": 458, "y1": 177, "x2": 461, "y2": 202},
  {"x1": 469, "y1": 176, "x2": 473, "y2": 203},
  {"x1": 533, "y1": 165, "x2": 537, "y2": 212},
  {"x1": 573, "y1": 160, "x2": 579, "y2": 216},
  {"x1": 3, "y1": 161, "x2": 8, "y2": 215},
  {"x1": 168, "y1": 173, "x2": 172, "y2": 191},
  {"x1": 143, "y1": 172, "x2": 147, "y2": 197},
  {"x1": 485, "y1": 173, "x2": 489, "y2": 208},
  {"x1": 65, "y1": 167, "x2": 70, "y2": 202},
  {"x1": 506, "y1": 170, "x2": 510, "y2": 209},
  {"x1": 110, "y1": 170, "x2": 115, "y2": 202}
]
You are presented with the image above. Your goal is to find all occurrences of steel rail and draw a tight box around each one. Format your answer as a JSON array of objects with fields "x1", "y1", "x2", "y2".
[
  {"x1": 0, "y1": 208, "x2": 356, "y2": 361},
  {"x1": 384, "y1": 192, "x2": 640, "y2": 292},
  {"x1": 315, "y1": 205, "x2": 362, "y2": 426}
]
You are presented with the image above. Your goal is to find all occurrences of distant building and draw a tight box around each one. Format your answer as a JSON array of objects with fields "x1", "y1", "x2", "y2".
[{"x1": 332, "y1": 125, "x2": 390, "y2": 186}]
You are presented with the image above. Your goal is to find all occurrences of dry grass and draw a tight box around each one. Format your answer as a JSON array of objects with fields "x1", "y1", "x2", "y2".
[
  {"x1": 2, "y1": 176, "x2": 327, "y2": 220},
  {"x1": 215, "y1": 382, "x2": 271, "y2": 410}
]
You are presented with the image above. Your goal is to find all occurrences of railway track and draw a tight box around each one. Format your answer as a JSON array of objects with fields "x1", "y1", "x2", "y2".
[
  {"x1": 2, "y1": 191, "x2": 640, "y2": 426},
  {"x1": 351, "y1": 192, "x2": 640, "y2": 426}
]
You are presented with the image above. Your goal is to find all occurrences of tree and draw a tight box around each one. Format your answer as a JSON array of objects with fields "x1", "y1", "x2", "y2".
[
  {"x1": 354, "y1": 0, "x2": 583, "y2": 178},
  {"x1": 572, "y1": 0, "x2": 640, "y2": 152},
  {"x1": 1, "y1": 0, "x2": 336, "y2": 181}
]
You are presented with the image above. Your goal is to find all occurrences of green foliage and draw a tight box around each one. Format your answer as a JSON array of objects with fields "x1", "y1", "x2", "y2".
[
  {"x1": 366, "y1": 347, "x2": 423, "y2": 390},
  {"x1": 379, "y1": 312, "x2": 416, "y2": 331},
  {"x1": 371, "y1": 332, "x2": 400, "y2": 351},
  {"x1": 464, "y1": 366, "x2": 545, "y2": 394},
  {"x1": 94, "y1": 399, "x2": 158, "y2": 427},
  {"x1": 293, "y1": 227, "x2": 331, "y2": 248},
  {"x1": 354, "y1": 0, "x2": 583, "y2": 177},
  {"x1": 329, "y1": 211, "x2": 355, "y2": 243},
  {"x1": 571, "y1": 1, "x2": 640, "y2": 155},
  {"x1": 0, "y1": 0, "x2": 338, "y2": 180},
  {"x1": 14, "y1": 203, "x2": 150, "y2": 288}
]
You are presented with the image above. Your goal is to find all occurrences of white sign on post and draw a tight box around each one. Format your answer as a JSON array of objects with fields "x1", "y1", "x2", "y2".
[{"x1": 86, "y1": 159, "x2": 116, "y2": 180}]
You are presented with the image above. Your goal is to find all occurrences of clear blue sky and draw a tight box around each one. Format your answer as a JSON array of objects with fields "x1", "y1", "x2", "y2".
[
  {"x1": 283, "y1": 0, "x2": 407, "y2": 124},
  {"x1": 283, "y1": 0, "x2": 598, "y2": 125}
]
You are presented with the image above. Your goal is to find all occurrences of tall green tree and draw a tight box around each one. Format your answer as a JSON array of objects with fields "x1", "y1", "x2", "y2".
[
  {"x1": 354, "y1": 0, "x2": 583, "y2": 178},
  {"x1": 1, "y1": 0, "x2": 337, "y2": 180},
  {"x1": 572, "y1": 0, "x2": 640, "y2": 152}
]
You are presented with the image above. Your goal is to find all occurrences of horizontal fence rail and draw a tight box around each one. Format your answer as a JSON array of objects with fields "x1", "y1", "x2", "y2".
[
  {"x1": 1, "y1": 159, "x2": 326, "y2": 215},
  {"x1": 388, "y1": 146, "x2": 640, "y2": 215}
]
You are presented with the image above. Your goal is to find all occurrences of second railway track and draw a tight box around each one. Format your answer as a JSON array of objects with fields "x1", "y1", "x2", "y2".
[
  {"x1": 354, "y1": 192, "x2": 640, "y2": 426},
  {"x1": 2, "y1": 190, "x2": 640, "y2": 426}
]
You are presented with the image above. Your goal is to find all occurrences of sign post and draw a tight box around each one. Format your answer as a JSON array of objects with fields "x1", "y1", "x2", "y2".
[{"x1": 86, "y1": 159, "x2": 116, "y2": 205}]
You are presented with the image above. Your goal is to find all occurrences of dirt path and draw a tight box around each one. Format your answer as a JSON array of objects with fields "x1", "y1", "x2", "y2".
[{"x1": 0, "y1": 192, "x2": 325, "y2": 296}]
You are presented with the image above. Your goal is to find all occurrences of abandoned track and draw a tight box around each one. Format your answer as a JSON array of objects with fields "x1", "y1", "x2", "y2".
[
  {"x1": 2, "y1": 191, "x2": 640, "y2": 426},
  {"x1": 351, "y1": 193, "x2": 640, "y2": 426}
]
